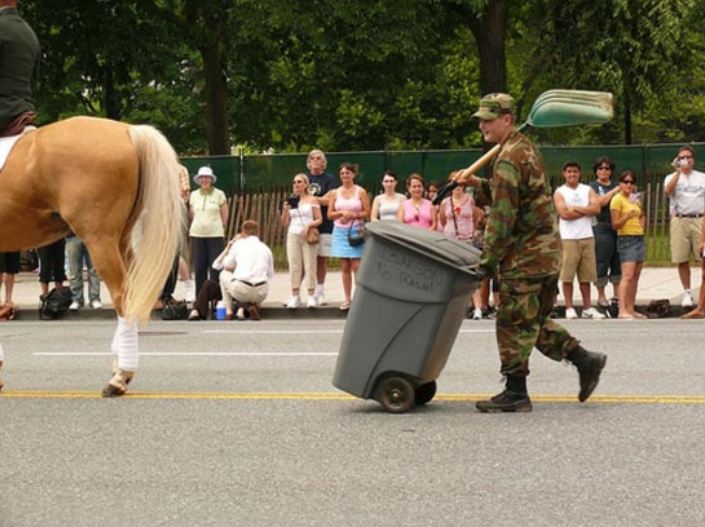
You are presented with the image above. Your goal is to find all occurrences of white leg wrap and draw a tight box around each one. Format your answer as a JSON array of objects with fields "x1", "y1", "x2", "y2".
[
  {"x1": 0, "y1": 342, "x2": 5, "y2": 362},
  {"x1": 112, "y1": 316, "x2": 139, "y2": 371}
]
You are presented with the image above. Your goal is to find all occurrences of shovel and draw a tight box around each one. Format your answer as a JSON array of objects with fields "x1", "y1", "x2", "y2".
[{"x1": 433, "y1": 89, "x2": 613, "y2": 204}]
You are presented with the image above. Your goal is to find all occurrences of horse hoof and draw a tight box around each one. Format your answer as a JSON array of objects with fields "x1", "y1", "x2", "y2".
[
  {"x1": 101, "y1": 370, "x2": 134, "y2": 398},
  {"x1": 101, "y1": 383, "x2": 126, "y2": 398}
]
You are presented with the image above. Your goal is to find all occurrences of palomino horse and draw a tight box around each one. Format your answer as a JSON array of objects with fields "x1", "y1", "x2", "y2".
[{"x1": 0, "y1": 116, "x2": 184, "y2": 396}]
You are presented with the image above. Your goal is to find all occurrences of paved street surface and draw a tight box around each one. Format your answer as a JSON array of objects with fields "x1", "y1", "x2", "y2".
[{"x1": 1, "y1": 318, "x2": 705, "y2": 526}]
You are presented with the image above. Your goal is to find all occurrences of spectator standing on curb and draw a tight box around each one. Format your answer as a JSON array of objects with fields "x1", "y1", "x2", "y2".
[
  {"x1": 328, "y1": 163, "x2": 370, "y2": 311},
  {"x1": 426, "y1": 180, "x2": 442, "y2": 231},
  {"x1": 281, "y1": 173, "x2": 322, "y2": 309},
  {"x1": 189, "y1": 166, "x2": 228, "y2": 295},
  {"x1": 37, "y1": 239, "x2": 66, "y2": 298},
  {"x1": 305, "y1": 149, "x2": 337, "y2": 306},
  {"x1": 439, "y1": 179, "x2": 485, "y2": 320},
  {"x1": 66, "y1": 233, "x2": 101, "y2": 310},
  {"x1": 370, "y1": 171, "x2": 404, "y2": 221},
  {"x1": 682, "y1": 214, "x2": 705, "y2": 319},
  {"x1": 0, "y1": 252, "x2": 20, "y2": 320},
  {"x1": 610, "y1": 170, "x2": 647, "y2": 319},
  {"x1": 664, "y1": 146, "x2": 705, "y2": 307},
  {"x1": 553, "y1": 161, "x2": 604, "y2": 319},
  {"x1": 457, "y1": 93, "x2": 607, "y2": 413},
  {"x1": 398, "y1": 173, "x2": 436, "y2": 230},
  {"x1": 589, "y1": 156, "x2": 621, "y2": 312}
]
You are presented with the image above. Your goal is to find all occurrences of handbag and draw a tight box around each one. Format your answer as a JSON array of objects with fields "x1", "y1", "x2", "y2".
[
  {"x1": 306, "y1": 226, "x2": 320, "y2": 245},
  {"x1": 347, "y1": 222, "x2": 365, "y2": 247}
]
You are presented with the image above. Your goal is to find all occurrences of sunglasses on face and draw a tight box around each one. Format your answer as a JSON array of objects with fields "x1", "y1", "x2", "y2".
[
  {"x1": 293, "y1": 180, "x2": 305, "y2": 184},
  {"x1": 621, "y1": 180, "x2": 635, "y2": 185}
]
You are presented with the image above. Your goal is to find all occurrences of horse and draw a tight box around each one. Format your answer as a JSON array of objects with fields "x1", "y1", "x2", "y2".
[{"x1": 0, "y1": 116, "x2": 185, "y2": 396}]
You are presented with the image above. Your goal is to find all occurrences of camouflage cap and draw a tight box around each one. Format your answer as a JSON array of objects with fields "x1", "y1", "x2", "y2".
[{"x1": 472, "y1": 93, "x2": 516, "y2": 120}]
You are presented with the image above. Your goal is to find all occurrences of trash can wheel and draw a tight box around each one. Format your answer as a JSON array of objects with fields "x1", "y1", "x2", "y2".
[
  {"x1": 414, "y1": 380, "x2": 437, "y2": 406},
  {"x1": 376, "y1": 376, "x2": 415, "y2": 414}
]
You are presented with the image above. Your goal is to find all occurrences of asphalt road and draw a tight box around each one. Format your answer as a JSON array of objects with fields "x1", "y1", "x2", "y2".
[{"x1": 1, "y1": 318, "x2": 704, "y2": 526}]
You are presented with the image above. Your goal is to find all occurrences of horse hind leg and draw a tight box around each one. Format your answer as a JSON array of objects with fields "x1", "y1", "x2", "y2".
[
  {"x1": 82, "y1": 239, "x2": 139, "y2": 397},
  {"x1": 103, "y1": 316, "x2": 137, "y2": 398}
]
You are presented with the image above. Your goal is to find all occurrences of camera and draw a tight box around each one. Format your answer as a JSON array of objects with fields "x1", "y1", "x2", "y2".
[{"x1": 286, "y1": 194, "x2": 300, "y2": 209}]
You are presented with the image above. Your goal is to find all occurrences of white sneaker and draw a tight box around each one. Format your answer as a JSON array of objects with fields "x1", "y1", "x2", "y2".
[
  {"x1": 306, "y1": 297, "x2": 317, "y2": 309},
  {"x1": 236, "y1": 307, "x2": 246, "y2": 320},
  {"x1": 69, "y1": 301, "x2": 81, "y2": 311},
  {"x1": 581, "y1": 307, "x2": 605, "y2": 319},
  {"x1": 286, "y1": 296, "x2": 301, "y2": 309},
  {"x1": 472, "y1": 308, "x2": 483, "y2": 320},
  {"x1": 90, "y1": 300, "x2": 102, "y2": 309},
  {"x1": 185, "y1": 280, "x2": 196, "y2": 303},
  {"x1": 315, "y1": 293, "x2": 327, "y2": 306},
  {"x1": 682, "y1": 291, "x2": 694, "y2": 308},
  {"x1": 565, "y1": 307, "x2": 578, "y2": 319}
]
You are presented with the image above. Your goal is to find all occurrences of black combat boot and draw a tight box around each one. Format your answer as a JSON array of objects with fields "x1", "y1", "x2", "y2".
[
  {"x1": 567, "y1": 346, "x2": 607, "y2": 402},
  {"x1": 475, "y1": 375, "x2": 532, "y2": 413}
]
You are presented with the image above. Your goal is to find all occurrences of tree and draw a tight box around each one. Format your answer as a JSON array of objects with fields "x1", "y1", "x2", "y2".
[{"x1": 537, "y1": 0, "x2": 695, "y2": 144}]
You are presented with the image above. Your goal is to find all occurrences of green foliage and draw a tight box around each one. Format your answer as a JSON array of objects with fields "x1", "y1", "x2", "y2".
[{"x1": 17, "y1": 0, "x2": 705, "y2": 153}]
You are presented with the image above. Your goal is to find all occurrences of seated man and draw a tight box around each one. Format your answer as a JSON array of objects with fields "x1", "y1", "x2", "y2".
[{"x1": 214, "y1": 220, "x2": 274, "y2": 320}]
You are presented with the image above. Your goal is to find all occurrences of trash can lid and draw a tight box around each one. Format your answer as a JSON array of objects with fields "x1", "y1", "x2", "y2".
[{"x1": 365, "y1": 221, "x2": 481, "y2": 273}]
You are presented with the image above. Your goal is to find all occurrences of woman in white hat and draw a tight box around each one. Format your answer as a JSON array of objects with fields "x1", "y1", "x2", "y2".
[{"x1": 189, "y1": 166, "x2": 228, "y2": 295}]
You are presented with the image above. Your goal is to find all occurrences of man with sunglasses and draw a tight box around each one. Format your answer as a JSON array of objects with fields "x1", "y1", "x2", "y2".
[
  {"x1": 664, "y1": 146, "x2": 705, "y2": 308},
  {"x1": 455, "y1": 93, "x2": 607, "y2": 413}
]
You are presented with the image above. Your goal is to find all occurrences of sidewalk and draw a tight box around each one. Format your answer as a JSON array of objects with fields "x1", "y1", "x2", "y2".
[{"x1": 2, "y1": 267, "x2": 702, "y2": 320}]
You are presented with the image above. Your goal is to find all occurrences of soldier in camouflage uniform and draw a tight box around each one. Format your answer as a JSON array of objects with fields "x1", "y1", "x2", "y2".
[{"x1": 456, "y1": 93, "x2": 607, "y2": 412}]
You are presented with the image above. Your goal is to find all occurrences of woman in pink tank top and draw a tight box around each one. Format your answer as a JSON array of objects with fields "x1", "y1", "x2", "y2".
[
  {"x1": 328, "y1": 163, "x2": 370, "y2": 311},
  {"x1": 397, "y1": 173, "x2": 436, "y2": 230}
]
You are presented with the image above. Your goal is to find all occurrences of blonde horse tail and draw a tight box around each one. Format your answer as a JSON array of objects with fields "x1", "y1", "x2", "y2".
[{"x1": 124, "y1": 125, "x2": 185, "y2": 324}]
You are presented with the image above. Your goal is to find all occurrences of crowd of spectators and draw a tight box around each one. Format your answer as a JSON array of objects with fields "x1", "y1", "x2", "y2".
[{"x1": 2, "y1": 146, "x2": 704, "y2": 322}]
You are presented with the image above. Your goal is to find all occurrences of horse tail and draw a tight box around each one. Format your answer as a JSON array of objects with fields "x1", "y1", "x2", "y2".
[{"x1": 124, "y1": 125, "x2": 185, "y2": 324}]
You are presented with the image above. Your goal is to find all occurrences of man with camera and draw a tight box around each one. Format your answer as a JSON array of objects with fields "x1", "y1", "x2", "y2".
[{"x1": 664, "y1": 146, "x2": 705, "y2": 307}]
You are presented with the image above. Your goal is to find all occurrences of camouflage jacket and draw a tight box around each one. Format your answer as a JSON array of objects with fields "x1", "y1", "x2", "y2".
[{"x1": 474, "y1": 130, "x2": 561, "y2": 279}]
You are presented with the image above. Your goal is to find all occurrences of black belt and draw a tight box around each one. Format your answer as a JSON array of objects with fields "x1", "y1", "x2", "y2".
[
  {"x1": 675, "y1": 214, "x2": 704, "y2": 218},
  {"x1": 237, "y1": 279, "x2": 266, "y2": 287}
]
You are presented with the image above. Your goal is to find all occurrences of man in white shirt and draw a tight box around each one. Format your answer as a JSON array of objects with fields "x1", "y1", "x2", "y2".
[
  {"x1": 213, "y1": 220, "x2": 274, "y2": 320},
  {"x1": 664, "y1": 146, "x2": 705, "y2": 307},
  {"x1": 553, "y1": 162, "x2": 604, "y2": 319}
]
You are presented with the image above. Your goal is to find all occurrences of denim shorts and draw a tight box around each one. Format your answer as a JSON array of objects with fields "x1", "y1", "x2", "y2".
[{"x1": 617, "y1": 235, "x2": 645, "y2": 263}]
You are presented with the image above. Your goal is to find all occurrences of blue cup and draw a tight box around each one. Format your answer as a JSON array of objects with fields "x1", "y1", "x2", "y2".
[{"x1": 215, "y1": 302, "x2": 226, "y2": 320}]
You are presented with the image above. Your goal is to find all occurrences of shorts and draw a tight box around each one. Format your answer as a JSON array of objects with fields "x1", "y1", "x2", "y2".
[
  {"x1": 559, "y1": 238, "x2": 597, "y2": 283},
  {"x1": 0, "y1": 252, "x2": 20, "y2": 274},
  {"x1": 617, "y1": 235, "x2": 645, "y2": 263},
  {"x1": 670, "y1": 216, "x2": 702, "y2": 263},
  {"x1": 317, "y1": 233, "x2": 333, "y2": 258}
]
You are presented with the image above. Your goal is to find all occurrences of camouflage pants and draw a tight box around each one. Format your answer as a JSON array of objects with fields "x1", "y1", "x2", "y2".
[{"x1": 496, "y1": 275, "x2": 579, "y2": 377}]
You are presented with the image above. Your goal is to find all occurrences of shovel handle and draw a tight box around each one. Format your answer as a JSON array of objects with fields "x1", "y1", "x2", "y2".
[{"x1": 454, "y1": 143, "x2": 501, "y2": 183}]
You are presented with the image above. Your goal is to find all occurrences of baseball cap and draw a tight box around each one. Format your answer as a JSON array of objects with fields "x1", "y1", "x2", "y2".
[{"x1": 472, "y1": 93, "x2": 515, "y2": 120}]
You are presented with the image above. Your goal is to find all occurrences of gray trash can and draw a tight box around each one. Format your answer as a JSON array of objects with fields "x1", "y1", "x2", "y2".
[{"x1": 333, "y1": 221, "x2": 483, "y2": 413}]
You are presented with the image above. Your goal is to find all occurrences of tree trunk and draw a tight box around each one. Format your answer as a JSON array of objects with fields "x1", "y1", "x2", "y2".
[
  {"x1": 104, "y1": 64, "x2": 122, "y2": 121},
  {"x1": 467, "y1": 0, "x2": 508, "y2": 95},
  {"x1": 200, "y1": 43, "x2": 230, "y2": 155},
  {"x1": 623, "y1": 81, "x2": 632, "y2": 145}
]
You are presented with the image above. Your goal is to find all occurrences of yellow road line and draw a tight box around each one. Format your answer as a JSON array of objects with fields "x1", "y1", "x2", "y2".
[{"x1": 2, "y1": 391, "x2": 705, "y2": 404}]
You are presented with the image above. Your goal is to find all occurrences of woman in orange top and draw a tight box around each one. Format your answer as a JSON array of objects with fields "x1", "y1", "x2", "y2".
[{"x1": 610, "y1": 170, "x2": 646, "y2": 319}]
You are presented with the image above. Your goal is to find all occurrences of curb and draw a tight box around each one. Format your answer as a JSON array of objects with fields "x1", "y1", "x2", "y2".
[{"x1": 4, "y1": 303, "x2": 693, "y2": 321}]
